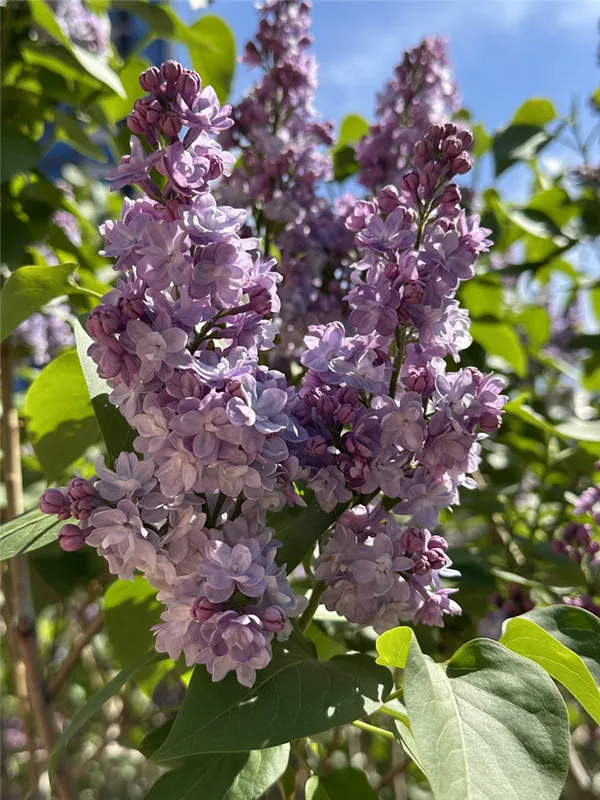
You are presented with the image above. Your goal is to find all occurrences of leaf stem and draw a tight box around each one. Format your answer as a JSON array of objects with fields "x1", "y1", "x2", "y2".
[{"x1": 351, "y1": 720, "x2": 396, "y2": 741}]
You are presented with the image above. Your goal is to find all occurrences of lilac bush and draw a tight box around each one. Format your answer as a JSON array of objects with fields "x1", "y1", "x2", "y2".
[{"x1": 40, "y1": 51, "x2": 506, "y2": 688}]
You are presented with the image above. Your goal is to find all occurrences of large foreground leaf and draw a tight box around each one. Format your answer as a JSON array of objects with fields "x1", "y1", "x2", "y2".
[
  {"x1": 153, "y1": 638, "x2": 392, "y2": 761},
  {"x1": 404, "y1": 637, "x2": 569, "y2": 800},
  {"x1": 0, "y1": 507, "x2": 65, "y2": 561},
  {"x1": 305, "y1": 767, "x2": 378, "y2": 800},
  {"x1": 146, "y1": 746, "x2": 290, "y2": 800},
  {"x1": 502, "y1": 605, "x2": 600, "y2": 723},
  {"x1": 24, "y1": 349, "x2": 100, "y2": 480}
]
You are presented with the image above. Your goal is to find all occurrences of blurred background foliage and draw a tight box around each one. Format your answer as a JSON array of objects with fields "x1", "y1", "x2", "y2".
[{"x1": 0, "y1": 1, "x2": 599, "y2": 798}]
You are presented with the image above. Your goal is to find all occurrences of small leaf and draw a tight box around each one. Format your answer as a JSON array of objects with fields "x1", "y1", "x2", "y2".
[
  {"x1": 460, "y1": 277, "x2": 502, "y2": 319},
  {"x1": 104, "y1": 577, "x2": 170, "y2": 696},
  {"x1": 404, "y1": 637, "x2": 570, "y2": 800},
  {"x1": 50, "y1": 650, "x2": 164, "y2": 780},
  {"x1": 24, "y1": 350, "x2": 100, "y2": 481},
  {"x1": 337, "y1": 114, "x2": 369, "y2": 146},
  {"x1": 332, "y1": 144, "x2": 359, "y2": 182},
  {"x1": 493, "y1": 124, "x2": 550, "y2": 176},
  {"x1": 270, "y1": 499, "x2": 344, "y2": 571},
  {"x1": 28, "y1": 0, "x2": 71, "y2": 47},
  {"x1": 472, "y1": 122, "x2": 491, "y2": 159},
  {"x1": 376, "y1": 625, "x2": 413, "y2": 669},
  {"x1": 512, "y1": 98, "x2": 557, "y2": 127},
  {"x1": 507, "y1": 208, "x2": 563, "y2": 239},
  {"x1": 0, "y1": 507, "x2": 66, "y2": 561},
  {"x1": 153, "y1": 639, "x2": 392, "y2": 761},
  {"x1": 0, "y1": 264, "x2": 76, "y2": 342},
  {"x1": 306, "y1": 767, "x2": 378, "y2": 800},
  {"x1": 470, "y1": 321, "x2": 527, "y2": 377},
  {"x1": 100, "y1": 56, "x2": 148, "y2": 123},
  {"x1": 74, "y1": 320, "x2": 136, "y2": 465},
  {"x1": 70, "y1": 45, "x2": 126, "y2": 98},
  {"x1": 187, "y1": 16, "x2": 236, "y2": 103},
  {"x1": 554, "y1": 418, "x2": 600, "y2": 443},
  {"x1": 501, "y1": 611, "x2": 600, "y2": 724},
  {"x1": 54, "y1": 111, "x2": 107, "y2": 162},
  {"x1": 515, "y1": 307, "x2": 551, "y2": 349},
  {"x1": 146, "y1": 746, "x2": 290, "y2": 800}
]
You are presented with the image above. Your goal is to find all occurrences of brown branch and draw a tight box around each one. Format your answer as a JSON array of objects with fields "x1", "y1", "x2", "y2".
[
  {"x1": 48, "y1": 611, "x2": 104, "y2": 699},
  {"x1": 1, "y1": 339, "x2": 77, "y2": 800}
]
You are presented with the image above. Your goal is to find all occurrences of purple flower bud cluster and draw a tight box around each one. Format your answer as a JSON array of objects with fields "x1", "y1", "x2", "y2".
[
  {"x1": 221, "y1": 0, "x2": 354, "y2": 361},
  {"x1": 314, "y1": 505, "x2": 459, "y2": 632},
  {"x1": 562, "y1": 594, "x2": 600, "y2": 617},
  {"x1": 13, "y1": 304, "x2": 74, "y2": 367},
  {"x1": 477, "y1": 584, "x2": 535, "y2": 639},
  {"x1": 552, "y1": 522, "x2": 599, "y2": 566},
  {"x1": 357, "y1": 37, "x2": 460, "y2": 192}
]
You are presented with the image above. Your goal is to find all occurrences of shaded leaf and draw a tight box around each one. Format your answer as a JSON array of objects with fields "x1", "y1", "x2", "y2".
[
  {"x1": 493, "y1": 124, "x2": 550, "y2": 176},
  {"x1": 555, "y1": 418, "x2": 600, "y2": 443},
  {"x1": 0, "y1": 124, "x2": 42, "y2": 183},
  {"x1": 0, "y1": 507, "x2": 66, "y2": 561},
  {"x1": 306, "y1": 767, "x2": 377, "y2": 800},
  {"x1": 0, "y1": 264, "x2": 76, "y2": 342},
  {"x1": 470, "y1": 321, "x2": 527, "y2": 377},
  {"x1": 270, "y1": 498, "x2": 344, "y2": 571},
  {"x1": 187, "y1": 16, "x2": 236, "y2": 103}
]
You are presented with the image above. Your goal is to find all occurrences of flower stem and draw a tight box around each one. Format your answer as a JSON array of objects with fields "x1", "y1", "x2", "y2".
[{"x1": 298, "y1": 582, "x2": 327, "y2": 633}]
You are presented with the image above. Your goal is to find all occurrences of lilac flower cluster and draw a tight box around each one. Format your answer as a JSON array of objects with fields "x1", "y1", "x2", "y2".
[
  {"x1": 48, "y1": 0, "x2": 110, "y2": 56},
  {"x1": 40, "y1": 51, "x2": 506, "y2": 680},
  {"x1": 315, "y1": 505, "x2": 460, "y2": 631},
  {"x1": 552, "y1": 521, "x2": 599, "y2": 566},
  {"x1": 221, "y1": 0, "x2": 354, "y2": 362},
  {"x1": 299, "y1": 124, "x2": 507, "y2": 629},
  {"x1": 41, "y1": 61, "x2": 310, "y2": 687},
  {"x1": 14, "y1": 303, "x2": 74, "y2": 367},
  {"x1": 357, "y1": 37, "x2": 460, "y2": 193}
]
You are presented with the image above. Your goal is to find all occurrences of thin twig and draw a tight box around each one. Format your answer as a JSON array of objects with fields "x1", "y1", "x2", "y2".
[
  {"x1": 298, "y1": 582, "x2": 327, "y2": 633},
  {"x1": 48, "y1": 611, "x2": 104, "y2": 699},
  {"x1": 1, "y1": 340, "x2": 76, "y2": 800}
]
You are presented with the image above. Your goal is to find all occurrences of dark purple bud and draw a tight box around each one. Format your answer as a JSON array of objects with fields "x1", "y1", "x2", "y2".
[
  {"x1": 399, "y1": 170, "x2": 420, "y2": 196},
  {"x1": 249, "y1": 288, "x2": 272, "y2": 315},
  {"x1": 440, "y1": 183, "x2": 461, "y2": 206},
  {"x1": 126, "y1": 112, "x2": 146, "y2": 135},
  {"x1": 67, "y1": 478, "x2": 97, "y2": 520},
  {"x1": 440, "y1": 136, "x2": 463, "y2": 159},
  {"x1": 190, "y1": 597, "x2": 217, "y2": 622},
  {"x1": 384, "y1": 263, "x2": 399, "y2": 281},
  {"x1": 414, "y1": 139, "x2": 434, "y2": 168},
  {"x1": 318, "y1": 396, "x2": 337, "y2": 417},
  {"x1": 307, "y1": 435, "x2": 328, "y2": 458},
  {"x1": 336, "y1": 404, "x2": 355, "y2": 425},
  {"x1": 412, "y1": 554, "x2": 431, "y2": 576},
  {"x1": 403, "y1": 364, "x2": 434, "y2": 395},
  {"x1": 261, "y1": 606, "x2": 287, "y2": 632},
  {"x1": 401, "y1": 527, "x2": 429, "y2": 554},
  {"x1": 242, "y1": 41, "x2": 262, "y2": 67},
  {"x1": 87, "y1": 306, "x2": 122, "y2": 342},
  {"x1": 425, "y1": 548, "x2": 449, "y2": 570},
  {"x1": 161, "y1": 60, "x2": 182, "y2": 83},
  {"x1": 338, "y1": 387, "x2": 358, "y2": 407},
  {"x1": 443, "y1": 122, "x2": 458, "y2": 137},
  {"x1": 160, "y1": 112, "x2": 182, "y2": 138},
  {"x1": 145, "y1": 99, "x2": 162, "y2": 125},
  {"x1": 40, "y1": 488, "x2": 69, "y2": 517},
  {"x1": 139, "y1": 66, "x2": 161, "y2": 93},
  {"x1": 397, "y1": 307, "x2": 412, "y2": 326},
  {"x1": 58, "y1": 524, "x2": 87, "y2": 552},
  {"x1": 428, "y1": 535, "x2": 448, "y2": 552},
  {"x1": 450, "y1": 153, "x2": 473, "y2": 176},
  {"x1": 377, "y1": 185, "x2": 400, "y2": 213},
  {"x1": 458, "y1": 130, "x2": 473, "y2": 149},
  {"x1": 403, "y1": 281, "x2": 425, "y2": 305},
  {"x1": 176, "y1": 70, "x2": 201, "y2": 104}
]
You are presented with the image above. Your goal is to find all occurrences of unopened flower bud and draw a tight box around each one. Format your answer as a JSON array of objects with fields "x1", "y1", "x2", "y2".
[
  {"x1": 450, "y1": 153, "x2": 473, "y2": 175},
  {"x1": 190, "y1": 597, "x2": 217, "y2": 621},
  {"x1": 161, "y1": 60, "x2": 182, "y2": 83},
  {"x1": 377, "y1": 185, "x2": 400, "y2": 213},
  {"x1": 261, "y1": 606, "x2": 287, "y2": 632},
  {"x1": 139, "y1": 66, "x2": 161, "y2": 93},
  {"x1": 40, "y1": 488, "x2": 69, "y2": 518},
  {"x1": 58, "y1": 524, "x2": 87, "y2": 552}
]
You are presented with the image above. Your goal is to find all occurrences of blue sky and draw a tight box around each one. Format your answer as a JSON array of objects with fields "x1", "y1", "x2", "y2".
[{"x1": 177, "y1": 0, "x2": 599, "y2": 136}]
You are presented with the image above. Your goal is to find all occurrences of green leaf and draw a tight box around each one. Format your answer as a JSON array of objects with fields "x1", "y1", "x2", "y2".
[
  {"x1": 100, "y1": 56, "x2": 148, "y2": 123},
  {"x1": 460, "y1": 277, "x2": 502, "y2": 319},
  {"x1": 493, "y1": 125, "x2": 550, "y2": 176},
  {"x1": 515, "y1": 307, "x2": 551, "y2": 349},
  {"x1": 104, "y1": 577, "x2": 170, "y2": 696},
  {"x1": 0, "y1": 264, "x2": 77, "y2": 342},
  {"x1": 503, "y1": 394, "x2": 557, "y2": 436},
  {"x1": 337, "y1": 114, "x2": 369, "y2": 146},
  {"x1": 472, "y1": 122, "x2": 491, "y2": 159},
  {"x1": 28, "y1": 0, "x2": 71, "y2": 48},
  {"x1": 404, "y1": 637, "x2": 569, "y2": 800},
  {"x1": 24, "y1": 350, "x2": 100, "y2": 481},
  {"x1": 470, "y1": 321, "x2": 527, "y2": 377},
  {"x1": 332, "y1": 144, "x2": 359, "y2": 182},
  {"x1": 74, "y1": 320, "x2": 136, "y2": 465},
  {"x1": 50, "y1": 650, "x2": 164, "y2": 780},
  {"x1": 554, "y1": 418, "x2": 600, "y2": 443},
  {"x1": 512, "y1": 98, "x2": 557, "y2": 127},
  {"x1": 187, "y1": 16, "x2": 236, "y2": 104},
  {"x1": 0, "y1": 507, "x2": 66, "y2": 561},
  {"x1": 54, "y1": 111, "x2": 107, "y2": 162},
  {"x1": 70, "y1": 45, "x2": 126, "y2": 98},
  {"x1": 507, "y1": 208, "x2": 563, "y2": 239},
  {"x1": 0, "y1": 124, "x2": 42, "y2": 183},
  {"x1": 376, "y1": 625, "x2": 413, "y2": 669},
  {"x1": 501, "y1": 612, "x2": 600, "y2": 725},
  {"x1": 153, "y1": 639, "x2": 392, "y2": 761},
  {"x1": 305, "y1": 767, "x2": 377, "y2": 800},
  {"x1": 270, "y1": 499, "x2": 344, "y2": 571},
  {"x1": 146, "y1": 746, "x2": 290, "y2": 800}
]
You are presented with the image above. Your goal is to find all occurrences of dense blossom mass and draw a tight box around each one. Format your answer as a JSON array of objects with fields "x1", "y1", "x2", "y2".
[
  {"x1": 220, "y1": 0, "x2": 354, "y2": 363},
  {"x1": 357, "y1": 37, "x2": 460, "y2": 193},
  {"x1": 40, "y1": 17, "x2": 507, "y2": 685}
]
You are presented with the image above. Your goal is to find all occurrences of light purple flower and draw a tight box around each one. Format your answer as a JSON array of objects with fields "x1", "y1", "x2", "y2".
[
  {"x1": 197, "y1": 539, "x2": 266, "y2": 602},
  {"x1": 227, "y1": 374, "x2": 288, "y2": 434}
]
